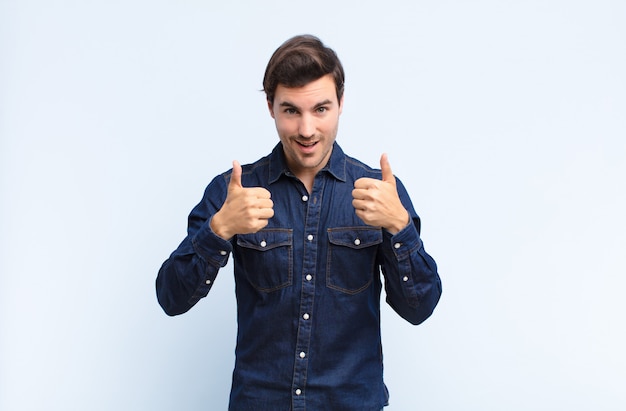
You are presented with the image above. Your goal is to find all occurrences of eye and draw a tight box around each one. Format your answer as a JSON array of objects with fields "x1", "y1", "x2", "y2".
[
  {"x1": 316, "y1": 107, "x2": 328, "y2": 113},
  {"x1": 284, "y1": 108, "x2": 298, "y2": 115}
]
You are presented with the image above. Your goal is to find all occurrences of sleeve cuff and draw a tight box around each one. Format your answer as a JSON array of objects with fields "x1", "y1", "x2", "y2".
[
  {"x1": 388, "y1": 218, "x2": 422, "y2": 258},
  {"x1": 191, "y1": 217, "x2": 232, "y2": 267}
]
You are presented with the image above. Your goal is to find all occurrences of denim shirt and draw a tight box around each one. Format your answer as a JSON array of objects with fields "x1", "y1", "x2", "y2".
[{"x1": 156, "y1": 142, "x2": 442, "y2": 411}]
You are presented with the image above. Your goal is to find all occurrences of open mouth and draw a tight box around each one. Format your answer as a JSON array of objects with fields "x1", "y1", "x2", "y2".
[{"x1": 297, "y1": 140, "x2": 318, "y2": 148}]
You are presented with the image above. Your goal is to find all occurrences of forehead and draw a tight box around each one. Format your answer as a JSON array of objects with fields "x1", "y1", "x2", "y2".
[{"x1": 274, "y1": 74, "x2": 338, "y2": 107}]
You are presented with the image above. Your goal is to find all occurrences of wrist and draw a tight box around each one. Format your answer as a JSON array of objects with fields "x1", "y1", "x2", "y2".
[
  {"x1": 386, "y1": 210, "x2": 410, "y2": 235},
  {"x1": 210, "y1": 212, "x2": 233, "y2": 240}
]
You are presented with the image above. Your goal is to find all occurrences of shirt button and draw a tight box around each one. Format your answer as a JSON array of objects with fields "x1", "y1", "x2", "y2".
[
  {"x1": 394, "y1": 242, "x2": 402, "y2": 249},
  {"x1": 299, "y1": 351, "x2": 306, "y2": 359},
  {"x1": 403, "y1": 276, "x2": 409, "y2": 282},
  {"x1": 303, "y1": 313, "x2": 310, "y2": 320},
  {"x1": 305, "y1": 274, "x2": 313, "y2": 281},
  {"x1": 219, "y1": 250, "x2": 227, "y2": 256},
  {"x1": 302, "y1": 195, "x2": 309, "y2": 202},
  {"x1": 295, "y1": 388, "x2": 302, "y2": 396},
  {"x1": 260, "y1": 240, "x2": 267, "y2": 248},
  {"x1": 307, "y1": 234, "x2": 314, "y2": 241},
  {"x1": 354, "y1": 238, "x2": 361, "y2": 246},
  {"x1": 205, "y1": 279, "x2": 212, "y2": 285}
]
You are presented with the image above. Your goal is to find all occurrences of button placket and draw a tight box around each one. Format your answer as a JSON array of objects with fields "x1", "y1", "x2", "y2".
[{"x1": 291, "y1": 179, "x2": 326, "y2": 409}]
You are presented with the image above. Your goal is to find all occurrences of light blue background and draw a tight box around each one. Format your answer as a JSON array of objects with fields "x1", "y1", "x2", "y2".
[{"x1": 1, "y1": 1, "x2": 625, "y2": 410}]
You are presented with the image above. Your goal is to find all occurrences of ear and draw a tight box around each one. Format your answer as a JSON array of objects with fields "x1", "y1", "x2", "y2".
[
  {"x1": 267, "y1": 99, "x2": 275, "y2": 119},
  {"x1": 338, "y1": 95, "x2": 344, "y2": 115}
]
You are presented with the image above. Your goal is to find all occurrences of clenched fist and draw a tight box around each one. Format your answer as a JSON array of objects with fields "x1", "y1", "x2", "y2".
[
  {"x1": 352, "y1": 154, "x2": 410, "y2": 235},
  {"x1": 210, "y1": 161, "x2": 275, "y2": 240}
]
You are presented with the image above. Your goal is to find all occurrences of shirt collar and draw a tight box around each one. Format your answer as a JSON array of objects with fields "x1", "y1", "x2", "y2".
[{"x1": 268, "y1": 142, "x2": 347, "y2": 184}]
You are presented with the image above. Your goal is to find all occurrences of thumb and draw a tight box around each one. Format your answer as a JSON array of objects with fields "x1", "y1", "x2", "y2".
[
  {"x1": 380, "y1": 153, "x2": 395, "y2": 185},
  {"x1": 229, "y1": 160, "x2": 243, "y2": 189}
]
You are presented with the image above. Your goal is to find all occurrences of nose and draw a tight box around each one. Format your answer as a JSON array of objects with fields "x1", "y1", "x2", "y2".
[{"x1": 298, "y1": 113, "x2": 316, "y2": 138}]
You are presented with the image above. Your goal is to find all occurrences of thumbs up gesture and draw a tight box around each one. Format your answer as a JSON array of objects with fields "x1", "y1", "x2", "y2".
[
  {"x1": 210, "y1": 161, "x2": 274, "y2": 240},
  {"x1": 352, "y1": 154, "x2": 410, "y2": 234}
]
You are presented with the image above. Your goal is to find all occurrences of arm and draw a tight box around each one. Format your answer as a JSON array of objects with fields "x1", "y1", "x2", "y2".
[
  {"x1": 156, "y1": 175, "x2": 232, "y2": 316},
  {"x1": 352, "y1": 154, "x2": 442, "y2": 324},
  {"x1": 379, "y1": 197, "x2": 442, "y2": 325},
  {"x1": 156, "y1": 161, "x2": 274, "y2": 316}
]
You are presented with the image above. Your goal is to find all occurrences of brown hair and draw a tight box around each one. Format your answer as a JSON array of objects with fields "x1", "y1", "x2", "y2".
[{"x1": 263, "y1": 34, "x2": 345, "y2": 104}]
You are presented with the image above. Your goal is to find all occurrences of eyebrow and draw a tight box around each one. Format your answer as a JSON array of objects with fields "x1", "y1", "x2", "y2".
[{"x1": 279, "y1": 99, "x2": 334, "y2": 111}]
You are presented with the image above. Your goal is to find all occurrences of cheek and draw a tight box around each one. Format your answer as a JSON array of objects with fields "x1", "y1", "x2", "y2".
[
  {"x1": 275, "y1": 118, "x2": 297, "y2": 136},
  {"x1": 322, "y1": 118, "x2": 340, "y2": 134}
]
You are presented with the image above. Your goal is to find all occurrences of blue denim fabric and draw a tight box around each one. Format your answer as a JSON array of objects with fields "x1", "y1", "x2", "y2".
[{"x1": 156, "y1": 143, "x2": 442, "y2": 411}]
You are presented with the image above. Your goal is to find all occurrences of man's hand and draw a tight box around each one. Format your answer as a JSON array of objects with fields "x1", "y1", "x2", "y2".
[
  {"x1": 352, "y1": 154, "x2": 410, "y2": 235},
  {"x1": 210, "y1": 161, "x2": 274, "y2": 240}
]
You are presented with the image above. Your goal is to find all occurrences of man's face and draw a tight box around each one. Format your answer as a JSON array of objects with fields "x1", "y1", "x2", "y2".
[{"x1": 268, "y1": 74, "x2": 343, "y2": 180}]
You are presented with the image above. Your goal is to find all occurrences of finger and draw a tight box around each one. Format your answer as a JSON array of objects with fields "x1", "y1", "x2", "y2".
[
  {"x1": 380, "y1": 153, "x2": 395, "y2": 185},
  {"x1": 255, "y1": 198, "x2": 274, "y2": 209},
  {"x1": 247, "y1": 205, "x2": 274, "y2": 225},
  {"x1": 248, "y1": 187, "x2": 272, "y2": 199},
  {"x1": 257, "y1": 207, "x2": 275, "y2": 220},
  {"x1": 352, "y1": 188, "x2": 371, "y2": 202},
  {"x1": 229, "y1": 160, "x2": 243, "y2": 189},
  {"x1": 354, "y1": 177, "x2": 379, "y2": 190},
  {"x1": 352, "y1": 198, "x2": 367, "y2": 211}
]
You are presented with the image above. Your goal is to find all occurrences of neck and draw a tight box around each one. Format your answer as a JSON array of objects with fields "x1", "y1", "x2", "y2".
[{"x1": 299, "y1": 174, "x2": 314, "y2": 194}]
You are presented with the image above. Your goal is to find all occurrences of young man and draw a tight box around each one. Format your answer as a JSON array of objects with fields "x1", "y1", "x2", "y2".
[{"x1": 156, "y1": 34, "x2": 442, "y2": 411}]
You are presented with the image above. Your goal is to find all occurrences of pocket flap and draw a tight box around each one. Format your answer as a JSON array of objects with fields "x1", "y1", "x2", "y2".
[
  {"x1": 237, "y1": 229, "x2": 292, "y2": 251},
  {"x1": 327, "y1": 227, "x2": 383, "y2": 249}
]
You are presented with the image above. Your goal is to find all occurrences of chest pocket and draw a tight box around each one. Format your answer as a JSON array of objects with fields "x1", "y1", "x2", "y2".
[
  {"x1": 326, "y1": 227, "x2": 383, "y2": 294},
  {"x1": 236, "y1": 229, "x2": 293, "y2": 292}
]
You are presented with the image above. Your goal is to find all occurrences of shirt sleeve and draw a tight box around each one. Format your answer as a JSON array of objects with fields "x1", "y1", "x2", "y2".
[
  {"x1": 379, "y1": 178, "x2": 442, "y2": 325},
  {"x1": 156, "y1": 173, "x2": 233, "y2": 316}
]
